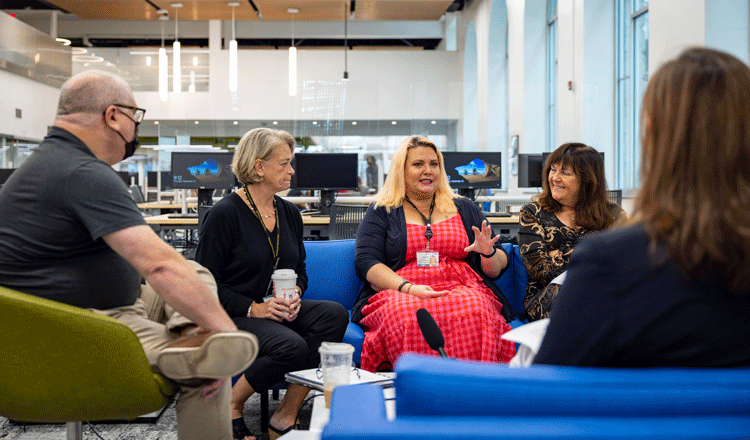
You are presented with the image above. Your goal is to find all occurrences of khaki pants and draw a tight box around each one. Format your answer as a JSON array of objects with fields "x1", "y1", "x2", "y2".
[{"x1": 90, "y1": 261, "x2": 232, "y2": 440}]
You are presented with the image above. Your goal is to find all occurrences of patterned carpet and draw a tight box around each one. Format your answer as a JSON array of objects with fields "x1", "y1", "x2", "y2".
[{"x1": 0, "y1": 389, "x2": 313, "y2": 440}]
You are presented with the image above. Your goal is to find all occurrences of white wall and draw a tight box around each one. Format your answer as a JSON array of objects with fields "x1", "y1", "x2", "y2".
[
  {"x1": 705, "y1": 0, "x2": 750, "y2": 65},
  {"x1": 135, "y1": 48, "x2": 462, "y2": 122},
  {"x1": 0, "y1": 69, "x2": 59, "y2": 141},
  {"x1": 649, "y1": 0, "x2": 706, "y2": 72}
]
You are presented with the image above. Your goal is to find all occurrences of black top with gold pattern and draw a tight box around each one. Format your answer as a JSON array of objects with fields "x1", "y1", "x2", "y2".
[{"x1": 518, "y1": 201, "x2": 623, "y2": 308}]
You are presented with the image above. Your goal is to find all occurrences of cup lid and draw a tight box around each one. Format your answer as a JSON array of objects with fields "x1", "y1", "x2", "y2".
[
  {"x1": 318, "y1": 341, "x2": 354, "y2": 355},
  {"x1": 272, "y1": 269, "x2": 297, "y2": 278}
]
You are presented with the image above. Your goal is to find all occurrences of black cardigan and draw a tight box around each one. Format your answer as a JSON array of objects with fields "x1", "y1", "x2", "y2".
[
  {"x1": 195, "y1": 192, "x2": 308, "y2": 317},
  {"x1": 352, "y1": 197, "x2": 515, "y2": 324}
]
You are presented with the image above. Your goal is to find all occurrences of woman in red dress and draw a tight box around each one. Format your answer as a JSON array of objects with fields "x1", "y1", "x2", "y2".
[{"x1": 352, "y1": 136, "x2": 516, "y2": 371}]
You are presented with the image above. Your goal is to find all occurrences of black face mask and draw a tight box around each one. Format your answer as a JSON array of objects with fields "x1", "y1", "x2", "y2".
[
  {"x1": 111, "y1": 122, "x2": 139, "y2": 161},
  {"x1": 121, "y1": 126, "x2": 139, "y2": 160}
]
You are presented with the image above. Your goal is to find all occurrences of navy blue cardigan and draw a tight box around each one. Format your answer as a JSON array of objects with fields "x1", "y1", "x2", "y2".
[{"x1": 352, "y1": 197, "x2": 515, "y2": 324}]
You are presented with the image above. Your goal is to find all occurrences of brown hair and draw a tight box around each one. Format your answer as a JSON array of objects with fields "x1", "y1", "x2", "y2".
[
  {"x1": 373, "y1": 135, "x2": 458, "y2": 213},
  {"x1": 636, "y1": 47, "x2": 750, "y2": 293},
  {"x1": 535, "y1": 142, "x2": 615, "y2": 230}
]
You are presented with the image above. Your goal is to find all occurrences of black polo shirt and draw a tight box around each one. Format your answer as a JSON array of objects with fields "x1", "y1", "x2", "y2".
[{"x1": 0, "y1": 126, "x2": 146, "y2": 309}]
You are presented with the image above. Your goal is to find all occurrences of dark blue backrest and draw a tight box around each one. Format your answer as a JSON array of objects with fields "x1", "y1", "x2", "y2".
[
  {"x1": 303, "y1": 239, "x2": 361, "y2": 310},
  {"x1": 495, "y1": 243, "x2": 527, "y2": 318}
]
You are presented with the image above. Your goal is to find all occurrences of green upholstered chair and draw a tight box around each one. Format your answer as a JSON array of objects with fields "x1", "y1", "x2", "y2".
[{"x1": 0, "y1": 285, "x2": 178, "y2": 440}]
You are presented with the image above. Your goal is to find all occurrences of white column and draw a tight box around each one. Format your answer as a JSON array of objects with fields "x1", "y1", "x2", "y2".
[{"x1": 556, "y1": 0, "x2": 584, "y2": 144}]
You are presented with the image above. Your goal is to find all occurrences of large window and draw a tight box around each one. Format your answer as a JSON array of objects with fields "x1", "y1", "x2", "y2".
[
  {"x1": 616, "y1": 0, "x2": 648, "y2": 190},
  {"x1": 546, "y1": 0, "x2": 558, "y2": 153}
]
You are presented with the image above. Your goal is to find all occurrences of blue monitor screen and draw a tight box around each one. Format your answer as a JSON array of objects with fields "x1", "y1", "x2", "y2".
[
  {"x1": 441, "y1": 152, "x2": 502, "y2": 190},
  {"x1": 170, "y1": 151, "x2": 236, "y2": 190}
]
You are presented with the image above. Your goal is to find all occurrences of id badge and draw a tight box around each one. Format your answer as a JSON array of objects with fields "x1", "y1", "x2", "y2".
[{"x1": 416, "y1": 250, "x2": 439, "y2": 267}]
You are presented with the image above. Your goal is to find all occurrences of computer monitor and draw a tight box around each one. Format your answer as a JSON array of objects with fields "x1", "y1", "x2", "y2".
[
  {"x1": 292, "y1": 153, "x2": 359, "y2": 215},
  {"x1": 0, "y1": 168, "x2": 16, "y2": 185},
  {"x1": 170, "y1": 151, "x2": 236, "y2": 205},
  {"x1": 441, "y1": 152, "x2": 502, "y2": 198},
  {"x1": 147, "y1": 171, "x2": 172, "y2": 190},
  {"x1": 518, "y1": 152, "x2": 603, "y2": 188},
  {"x1": 517, "y1": 154, "x2": 547, "y2": 188}
]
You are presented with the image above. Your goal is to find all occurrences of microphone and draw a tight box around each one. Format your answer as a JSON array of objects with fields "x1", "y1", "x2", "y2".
[{"x1": 416, "y1": 308, "x2": 447, "y2": 358}]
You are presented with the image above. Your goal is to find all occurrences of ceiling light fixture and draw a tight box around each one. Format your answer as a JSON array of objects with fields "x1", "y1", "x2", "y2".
[
  {"x1": 158, "y1": 13, "x2": 169, "y2": 101},
  {"x1": 55, "y1": 38, "x2": 71, "y2": 46},
  {"x1": 171, "y1": 3, "x2": 183, "y2": 93},
  {"x1": 229, "y1": 2, "x2": 239, "y2": 93},
  {"x1": 288, "y1": 8, "x2": 298, "y2": 96}
]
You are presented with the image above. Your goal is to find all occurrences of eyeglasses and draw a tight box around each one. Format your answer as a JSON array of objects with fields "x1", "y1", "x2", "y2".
[{"x1": 113, "y1": 104, "x2": 146, "y2": 125}]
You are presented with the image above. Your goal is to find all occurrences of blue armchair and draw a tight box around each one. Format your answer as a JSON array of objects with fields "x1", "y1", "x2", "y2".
[
  {"x1": 302, "y1": 240, "x2": 529, "y2": 366},
  {"x1": 322, "y1": 354, "x2": 750, "y2": 439}
]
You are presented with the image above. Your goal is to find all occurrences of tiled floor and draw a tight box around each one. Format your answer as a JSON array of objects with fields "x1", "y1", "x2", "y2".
[{"x1": 0, "y1": 390, "x2": 313, "y2": 440}]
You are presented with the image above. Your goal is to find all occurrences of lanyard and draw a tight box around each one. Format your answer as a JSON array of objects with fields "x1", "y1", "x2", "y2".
[
  {"x1": 244, "y1": 185, "x2": 280, "y2": 261},
  {"x1": 405, "y1": 195, "x2": 435, "y2": 250}
]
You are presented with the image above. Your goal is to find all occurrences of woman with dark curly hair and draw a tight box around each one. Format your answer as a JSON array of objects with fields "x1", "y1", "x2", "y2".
[{"x1": 518, "y1": 143, "x2": 624, "y2": 321}]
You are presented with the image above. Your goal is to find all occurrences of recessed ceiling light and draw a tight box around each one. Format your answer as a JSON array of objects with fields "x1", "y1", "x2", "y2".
[
  {"x1": 352, "y1": 121, "x2": 357, "y2": 125},
  {"x1": 154, "y1": 121, "x2": 159, "y2": 125},
  {"x1": 391, "y1": 121, "x2": 397, "y2": 125},
  {"x1": 431, "y1": 120, "x2": 437, "y2": 124},
  {"x1": 157, "y1": 9, "x2": 169, "y2": 14},
  {"x1": 170, "y1": 3, "x2": 183, "y2": 8},
  {"x1": 272, "y1": 121, "x2": 278, "y2": 125},
  {"x1": 228, "y1": 2, "x2": 240, "y2": 6},
  {"x1": 233, "y1": 121, "x2": 238, "y2": 125},
  {"x1": 55, "y1": 38, "x2": 71, "y2": 46},
  {"x1": 194, "y1": 121, "x2": 199, "y2": 124},
  {"x1": 312, "y1": 121, "x2": 318, "y2": 125},
  {"x1": 287, "y1": 8, "x2": 299, "y2": 13}
]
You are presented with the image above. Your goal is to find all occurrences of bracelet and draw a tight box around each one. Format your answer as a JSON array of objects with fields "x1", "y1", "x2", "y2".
[
  {"x1": 397, "y1": 280, "x2": 412, "y2": 292},
  {"x1": 480, "y1": 247, "x2": 497, "y2": 258},
  {"x1": 247, "y1": 303, "x2": 253, "y2": 318},
  {"x1": 406, "y1": 284, "x2": 413, "y2": 294}
]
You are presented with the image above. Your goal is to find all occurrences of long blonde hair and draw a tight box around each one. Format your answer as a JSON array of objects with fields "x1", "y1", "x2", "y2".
[
  {"x1": 373, "y1": 135, "x2": 458, "y2": 212},
  {"x1": 636, "y1": 47, "x2": 750, "y2": 293}
]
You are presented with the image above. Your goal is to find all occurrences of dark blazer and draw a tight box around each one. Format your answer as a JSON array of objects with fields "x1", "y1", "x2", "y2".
[{"x1": 352, "y1": 197, "x2": 514, "y2": 324}]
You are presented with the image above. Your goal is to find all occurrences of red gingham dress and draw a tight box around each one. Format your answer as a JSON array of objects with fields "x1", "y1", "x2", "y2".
[{"x1": 359, "y1": 213, "x2": 516, "y2": 371}]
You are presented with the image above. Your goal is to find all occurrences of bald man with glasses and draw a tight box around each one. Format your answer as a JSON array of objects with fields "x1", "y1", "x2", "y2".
[{"x1": 0, "y1": 70, "x2": 258, "y2": 440}]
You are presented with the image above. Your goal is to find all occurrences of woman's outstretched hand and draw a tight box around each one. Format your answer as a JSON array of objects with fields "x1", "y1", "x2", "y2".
[{"x1": 464, "y1": 220, "x2": 500, "y2": 256}]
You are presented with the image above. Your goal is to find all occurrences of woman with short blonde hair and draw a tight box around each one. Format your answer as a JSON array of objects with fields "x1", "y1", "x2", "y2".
[{"x1": 197, "y1": 127, "x2": 348, "y2": 439}]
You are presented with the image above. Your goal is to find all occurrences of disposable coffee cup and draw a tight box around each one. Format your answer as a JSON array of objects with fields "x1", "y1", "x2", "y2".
[
  {"x1": 318, "y1": 342, "x2": 355, "y2": 408},
  {"x1": 272, "y1": 269, "x2": 297, "y2": 301}
]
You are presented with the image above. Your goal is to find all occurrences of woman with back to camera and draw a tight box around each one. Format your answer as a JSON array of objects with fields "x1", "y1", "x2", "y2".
[
  {"x1": 353, "y1": 135, "x2": 516, "y2": 372},
  {"x1": 518, "y1": 143, "x2": 624, "y2": 321},
  {"x1": 534, "y1": 47, "x2": 750, "y2": 367},
  {"x1": 195, "y1": 128, "x2": 348, "y2": 440}
]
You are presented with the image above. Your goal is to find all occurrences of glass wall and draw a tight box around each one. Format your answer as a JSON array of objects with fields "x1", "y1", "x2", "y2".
[{"x1": 615, "y1": 0, "x2": 648, "y2": 190}]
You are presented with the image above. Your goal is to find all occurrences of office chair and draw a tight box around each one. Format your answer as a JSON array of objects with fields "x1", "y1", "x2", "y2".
[
  {"x1": 129, "y1": 184, "x2": 146, "y2": 204},
  {"x1": 328, "y1": 204, "x2": 369, "y2": 240},
  {"x1": 607, "y1": 189, "x2": 623, "y2": 206},
  {"x1": 0, "y1": 286, "x2": 178, "y2": 440}
]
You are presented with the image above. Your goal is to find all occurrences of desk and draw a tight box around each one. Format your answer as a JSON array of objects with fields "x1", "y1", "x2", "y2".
[{"x1": 144, "y1": 214, "x2": 519, "y2": 239}]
